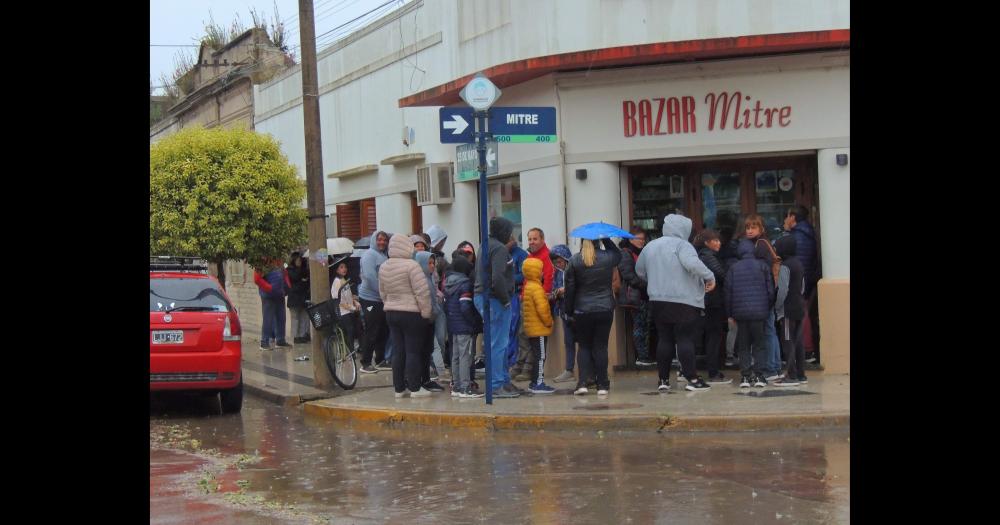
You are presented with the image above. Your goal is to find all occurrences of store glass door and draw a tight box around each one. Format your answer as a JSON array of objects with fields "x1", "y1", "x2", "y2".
[{"x1": 701, "y1": 171, "x2": 742, "y2": 245}]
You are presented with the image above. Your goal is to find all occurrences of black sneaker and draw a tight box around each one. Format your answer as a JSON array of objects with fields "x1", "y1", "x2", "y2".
[
  {"x1": 657, "y1": 379, "x2": 671, "y2": 392},
  {"x1": 474, "y1": 359, "x2": 486, "y2": 370},
  {"x1": 685, "y1": 377, "x2": 711, "y2": 391},
  {"x1": 375, "y1": 361, "x2": 392, "y2": 371},
  {"x1": 739, "y1": 375, "x2": 752, "y2": 388},
  {"x1": 275, "y1": 341, "x2": 292, "y2": 348},
  {"x1": 706, "y1": 373, "x2": 732, "y2": 385},
  {"x1": 772, "y1": 376, "x2": 800, "y2": 387},
  {"x1": 360, "y1": 365, "x2": 378, "y2": 374},
  {"x1": 797, "y1": 375, "x2": 808, "y2": 384},
  {"x1": 423, "y1": 381, "x2": 445, "y2": 392},
  {"x1": 753, "y1": 375, "x2": 767, "y2": 388}
]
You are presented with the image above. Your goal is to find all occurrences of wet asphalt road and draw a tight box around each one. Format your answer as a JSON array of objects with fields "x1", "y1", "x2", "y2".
[{"x1": 150, "y1": 394, "x2": 849, "y2": 524}]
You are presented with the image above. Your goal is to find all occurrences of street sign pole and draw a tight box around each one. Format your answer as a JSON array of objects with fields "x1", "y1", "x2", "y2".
[{"x1": 476, "y1": 109, "x2": 492, "y2": 405}]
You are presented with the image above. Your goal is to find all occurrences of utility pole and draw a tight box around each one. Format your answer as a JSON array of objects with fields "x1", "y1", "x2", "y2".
[{"x1": 299, "y1": 0, "x2": 334, "y2": 388}]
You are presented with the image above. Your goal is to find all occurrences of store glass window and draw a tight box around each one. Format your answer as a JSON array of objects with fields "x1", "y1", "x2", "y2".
[
  {"x1": 754, "y1": 169, "x2": 797, "y2": 238},
  {"x1": 487, "y1": 178, "x2": 522, "y2": 244},
  {"x1": 632, "y1": 173, "x2": 686, "y2": 240},
  {"x1": 701, "y1": 172, "x2": 741, "y2": 245}
]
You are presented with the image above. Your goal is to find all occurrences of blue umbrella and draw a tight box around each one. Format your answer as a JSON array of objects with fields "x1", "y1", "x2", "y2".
[{"x1": 570, "y1": 222, "x2": 634, "y2": 240}]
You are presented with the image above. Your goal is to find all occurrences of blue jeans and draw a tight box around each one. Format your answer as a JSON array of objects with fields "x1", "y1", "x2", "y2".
[
  {"x1": 474, "y1": 295, "x2": 512, "y2": 391},
  {"x1": 763, "y1": 309, "x2": 781, "y2": 376},
  {"x1": 432, "y1": 311, "x2": 447, "y2": 371},
  {"x1": 260, "y1": 296, "x2": 286, "y2": 345},
  {"x1": 562, "y1": 317, "x2": 577, "y2": 371}
]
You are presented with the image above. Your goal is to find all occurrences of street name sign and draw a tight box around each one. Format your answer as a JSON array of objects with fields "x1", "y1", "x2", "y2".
[{"x1": 488, "y1": 106, "x2": 557, "y2": 143}]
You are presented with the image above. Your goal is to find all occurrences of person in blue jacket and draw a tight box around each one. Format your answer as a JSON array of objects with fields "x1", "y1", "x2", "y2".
[
  {"x1": 724, "y1": 238, "x2": 777, "y2": 388},
  {"x1": 443, "y1": 256, "x2": 484, "y2": 397}
]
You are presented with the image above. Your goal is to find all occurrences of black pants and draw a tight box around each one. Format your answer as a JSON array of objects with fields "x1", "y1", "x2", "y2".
[
  {"x1": 574, "y1": 311, "x2": 613, "y2": 389},
  {"x1": 528, "y1": 336, "x2": 548, "y2": 384},
  {"x1": 699, "y1": 307, "x2": 726, "y2": 376},
  {"x1": 359, "y1": 299, "x2": 387, "y2": 366},
  {"x1": 779, "y1": 317, "x2": 805, "y2": 378},
  {"x1": 421, "y1": 322, "x2": 435, "y2": 385},
  {"x1": 387, "y1": 311, "x2": 426, "y2": 393},
  {"x1": 736, "y1": 320, "x2": 767, "y2": 377},
  {"x1": 338, "y1": 312, "x2": 357, "y2": 356},
  {"x1": 651, "y1": 302, "x2": 698, "y2": 381}
]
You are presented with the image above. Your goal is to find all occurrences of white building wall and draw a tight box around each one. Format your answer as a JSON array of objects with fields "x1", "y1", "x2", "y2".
[
  {"x1": 375, "y1": 193, "x2": 413, "y2": 235},
  {"x1": 817, "y1": 148, "x2": 849, "y2": 280},
  {"x1": 519, "y1": 165, "x2": 567, "y2": 248},
  {"x1": 563, "y1": 162, "x2": 623, "y2": 252}
]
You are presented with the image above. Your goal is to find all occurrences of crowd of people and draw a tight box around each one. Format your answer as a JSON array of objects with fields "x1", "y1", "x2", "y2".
[{"x1": 252, "y1": 204, "x2": 820, "y2": 399}]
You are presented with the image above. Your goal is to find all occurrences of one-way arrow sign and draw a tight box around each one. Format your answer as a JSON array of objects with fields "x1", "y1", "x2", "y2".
[{"x1": 439, "y1": 107, "x2": 475, "y2": 143}]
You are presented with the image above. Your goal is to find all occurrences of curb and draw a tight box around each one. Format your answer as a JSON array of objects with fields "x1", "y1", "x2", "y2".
[
  {"x1": 244, "y1": 381, "x2": 302, "y2": 407},
  {"x1": 302, "y1": 403, "x2": 849, "y2": 432}
]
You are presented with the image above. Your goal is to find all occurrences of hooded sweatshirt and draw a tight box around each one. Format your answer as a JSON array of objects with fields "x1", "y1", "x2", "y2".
[
  {"x1": 789, "y1": 220, "x2": 818, "y2": 295},
  {"x1": 774, "y1": 235, "x2": 805, "y2": 321},
  {"x1": 358, "y1": 231, "x2": 389, "y2": 302},
  {"x1": 635, "y1": 215, "x2": 715, "y2": 308},
  {"x1": 474, "y1": 217, "x2": 514, "y2": 305},
  {"x1": 378, "y1": 234, "x2": 432, "y2": 318},
  {"x1": 444, "y1": 257, "x2": 482, "y2": 334},
  {"x1": 527, "y1": 243, "x2": 554, "y2": 294},
  {"x1": 426, "y1": 225, "x2": 450, "y2": 288},
  {"x1": 414, "y1": 251, "x2": 443, "y2": 320}
]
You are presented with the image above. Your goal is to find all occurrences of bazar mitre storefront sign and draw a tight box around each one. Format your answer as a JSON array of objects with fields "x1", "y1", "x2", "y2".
[{"x1": 621, "y1": 91, "x2": 792, "y2": 137}]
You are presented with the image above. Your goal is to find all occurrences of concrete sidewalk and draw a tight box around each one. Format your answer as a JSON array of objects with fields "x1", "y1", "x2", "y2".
[{"x1": 240, "y1": 331, "x2": 848, "y2": 432}]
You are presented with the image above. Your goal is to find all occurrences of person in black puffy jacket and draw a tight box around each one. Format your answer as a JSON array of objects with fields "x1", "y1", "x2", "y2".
[
  {"x1": 444, "y1": 257, "x2": 483, "y2": 397},
  {"x1": 618, "y1": 227, "x2": 652, "y2": 367},
  {"x1": 724, "y1": 239, "x2": 775, "y2": 387},
  {"x1": 694, "y1": 230, "x2": 729, "y2": 384},
  {"x1": 565, "y1": 237, "x2": 622, "y2": 395}
]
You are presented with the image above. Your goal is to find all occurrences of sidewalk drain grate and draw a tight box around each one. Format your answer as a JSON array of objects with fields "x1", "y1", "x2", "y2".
[
  {"x1": 572, "y1": 403, "x2": 643, "y2": 410},
  {"x1": 733, "y1": 390, "x2": 816, "y2": 398}
]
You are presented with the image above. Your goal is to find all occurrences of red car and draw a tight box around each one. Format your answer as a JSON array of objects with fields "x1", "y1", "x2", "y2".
[{"x1": 149, "y1": 257, "x2": 243, "y2": 414}]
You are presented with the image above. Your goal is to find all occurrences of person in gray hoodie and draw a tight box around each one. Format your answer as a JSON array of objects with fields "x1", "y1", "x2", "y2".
[
  {"x1": 636, "y1": 214, "x2": 716, "y2": 392},
  {"x1": 414, "y1": 251, "x2": 445, "y2": 392},
  {"x1": 473, "y1": 217, "x2": 519, "y2": 398},
  {"x1": 358, "y1": 231, "x2": 390, "y2": 372}
]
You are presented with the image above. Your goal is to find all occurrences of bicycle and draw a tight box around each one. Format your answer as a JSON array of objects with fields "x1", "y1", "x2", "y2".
[{"x1": 307, "y1": 283, "x2": 359, "y2": 390}]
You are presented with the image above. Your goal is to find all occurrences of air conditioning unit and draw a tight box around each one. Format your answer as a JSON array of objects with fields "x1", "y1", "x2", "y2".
[{"x1": 416, "y1": 163, "x2": 454, "y2": 206}]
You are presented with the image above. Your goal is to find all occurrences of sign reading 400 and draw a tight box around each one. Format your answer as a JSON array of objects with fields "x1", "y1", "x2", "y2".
[{"x1": 493, "y1": 134, "x2": 556, "y2": 143}]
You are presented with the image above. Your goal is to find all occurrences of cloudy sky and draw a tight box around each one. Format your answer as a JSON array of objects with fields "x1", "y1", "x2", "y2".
[{"x1": 150, "y1": 0, "x2": 406, "y2": 94}]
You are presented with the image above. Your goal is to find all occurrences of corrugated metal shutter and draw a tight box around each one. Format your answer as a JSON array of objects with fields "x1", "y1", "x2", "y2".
[
  {"x1": 361, "y1": 199, "x2": 377, "y2": 237},
  {"x1": 336, "y1": 202, "x2": 361, "y2": 241}
]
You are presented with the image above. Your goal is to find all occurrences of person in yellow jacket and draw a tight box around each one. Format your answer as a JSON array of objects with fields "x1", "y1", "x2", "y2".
[{"x1": 522, "y1": 258, "x2": 556, "y2": 394}]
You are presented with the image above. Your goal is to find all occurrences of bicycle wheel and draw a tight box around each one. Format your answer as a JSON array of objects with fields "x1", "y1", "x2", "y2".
[{"x1": 324, "y1": 328, "x2": 358, "y2": 389}]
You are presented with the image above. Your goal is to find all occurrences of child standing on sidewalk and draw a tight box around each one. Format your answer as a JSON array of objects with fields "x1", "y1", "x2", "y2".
[
  {"x1": 443, "y1": 256, "x2": 483, "y2": 397},
  {"x1": 548, "y1": 245, "x2": 576, "y2": 384},
  {"x1": 522, "y1": 258, "x2": 555, "y2": 394},
  {"x1": 724, "y1": 238, "x2": 776, "y2": 388},
  {"x1": 772, "y1": 235, "x2": 806, "y2": 386}
]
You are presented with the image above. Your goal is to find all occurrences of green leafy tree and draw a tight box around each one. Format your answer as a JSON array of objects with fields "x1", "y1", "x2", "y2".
[{"x1": 150, "y1": 127, "x2": 307, "y2": 286}]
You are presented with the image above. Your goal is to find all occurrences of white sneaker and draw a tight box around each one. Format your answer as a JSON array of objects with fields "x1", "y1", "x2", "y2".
[
  {"x1": 451, "y1": 389, "x2": 461, "y2": 398},
  {"x1": 410, "y1": 387, "x2": 432, "y2": 398},
  {"x1": 765, "y1": 374, "x2": 783, "y2": 381},
  {"x1": 394, "y1": 391, "x2": 409, "y2": 398},
  {"x1": 574, "y1": 387, "x2": 588, "y2": 395},
  {"x1": 597, "y1": 389, "x2": 609, "y2": 396}
]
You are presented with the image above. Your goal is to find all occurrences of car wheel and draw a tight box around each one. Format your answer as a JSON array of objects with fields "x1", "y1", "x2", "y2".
[{"x1": 220, "y1": 378, "x2": 243, "y2": 414}]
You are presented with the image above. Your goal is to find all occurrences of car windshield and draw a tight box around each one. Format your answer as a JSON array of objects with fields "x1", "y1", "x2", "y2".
[{"x1": 150, "y1": 277, "x2": 230, "y2": 313}]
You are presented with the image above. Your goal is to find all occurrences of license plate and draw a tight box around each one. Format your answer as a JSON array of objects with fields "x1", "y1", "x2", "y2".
[{"x1": 152, "y1": 330, "x2": 184, "y2": 344}]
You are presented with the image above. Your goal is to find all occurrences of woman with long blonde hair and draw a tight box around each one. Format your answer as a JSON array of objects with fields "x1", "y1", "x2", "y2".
[{"x1": 564, "y1": 237, "x2": 622, "y2": 395}]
